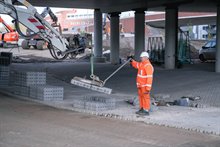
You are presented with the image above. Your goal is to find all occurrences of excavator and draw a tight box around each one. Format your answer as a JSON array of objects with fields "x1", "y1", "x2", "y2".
[
  {"x1": 0, "y1": 0, "x2": 119, "y2": 94},
  {"x1": 0, "y1": 15, "x2": 19, "y2": 47},
  {"x1": 21, "y1": 7, "x2": 62, "y2": 50},
  {"x1": 0, "y1": 0, "x2": 91, "y2": 60}
]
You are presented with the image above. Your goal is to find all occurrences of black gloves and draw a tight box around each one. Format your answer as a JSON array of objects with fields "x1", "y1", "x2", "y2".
[{"x1": 127, "y1": 55, "x2": 134, "y2": 62}]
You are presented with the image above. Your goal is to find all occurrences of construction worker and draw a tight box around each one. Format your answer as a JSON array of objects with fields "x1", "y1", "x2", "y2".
[{"x1": 130, "y1": 52, "x2": 154, "y2": 115}]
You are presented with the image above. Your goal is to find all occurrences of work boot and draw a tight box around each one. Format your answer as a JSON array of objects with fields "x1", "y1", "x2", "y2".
[
  {"x1": 135, "y1": 108, "x2": 143, "y2": 114},
  {"x1": 139, "y1": 109, "x2": 149, "y2": 116}
]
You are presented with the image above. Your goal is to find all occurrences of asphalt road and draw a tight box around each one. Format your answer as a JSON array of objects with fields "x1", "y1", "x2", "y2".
[{"x1": 0, "y1": 93, "x2": 220, "y2": 147}]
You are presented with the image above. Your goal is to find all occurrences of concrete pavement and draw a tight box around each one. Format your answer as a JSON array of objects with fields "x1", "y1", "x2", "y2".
[
  {"x1": 1, "y1": 94, "x2": 220, "y2": 147},
  {"x1": 1, "y1": 61, "x2": 219, "y2": 136},
  {"x1": 11, "y1": 61, "x2": 220, "y2": 107}
]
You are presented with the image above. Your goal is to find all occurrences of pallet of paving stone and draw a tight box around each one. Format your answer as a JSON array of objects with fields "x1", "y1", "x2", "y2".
[
  {"x1": 11, "y1": 71, "x2": 46, "y2": 86},
  {"x1": 0, "y1": 72, "x2": 9, "y2": 77},
  {"x1": 29, "y1": 85, "x2": 64, "y2": 101},
  {"x1": 0, "y1": 66, "x2": 10, "y2": 72},
  {"x1": 0, "y1": 52, "x2": 12, "y2": 66},
  {"x1": 72, "y1": 96, "x2": 116, "y2": 111},
  {"x1": 10, "y1": 86, "x2": 30, "y2": 97},
  {"x1": 0, "y1": 79, "x2": 9, "y2": 85},
  {"x1": 0, "y1": 56, "x2": 11, "y2": 66},
  {"x1": 73, "y1": 99, "x2": 86, "y2": 109},
  {"x1": 84, "y1": 96, "x2": 116, "y2": 109},
  {"x1": 73, "y1": 99, "x2": 110, "y2": 111},
  {"x1": 0, "y1": 66, "x2": 10, "y2": 86},
  {"x1": 85, "y1": 101, "x2": 109, "y2": 111}
]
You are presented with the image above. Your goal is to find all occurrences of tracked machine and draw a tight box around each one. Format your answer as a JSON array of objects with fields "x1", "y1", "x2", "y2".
[
  {"x1": 0, "y1": 0, "x2": 130, "y2": 94},
  {"x1": 0, "y1": 0, "x2": 91, "y2": 60}
]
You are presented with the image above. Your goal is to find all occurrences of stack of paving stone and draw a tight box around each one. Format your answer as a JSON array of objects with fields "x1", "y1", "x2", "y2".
[
  {"x1": 9, "y1": 71, "x2": 64, "y2": 101},
  {"x1": 72, "y1": 99, "x2": 85, "y2": 109},
  {"x1": 9, "y1": 71, "x2": 47, "y2": 97},
  {"x1": 0, "y1": 66, "x2": 10, "y2": 87},
  {"x1": 11, "y1": 86, "x2": 30, "y2": 97},
  {"x1": 12, "y1": 71, "x2": 46, "y2": 86},
  {"x1": 0, "y1": 52, "x2": 12, "y2": 66},
  {"x1": 73, "y1": 96, "x2": 116, "y2": 111},
  {"x1": 30, "y1": 85, "x2": 63, "y2": 101}
]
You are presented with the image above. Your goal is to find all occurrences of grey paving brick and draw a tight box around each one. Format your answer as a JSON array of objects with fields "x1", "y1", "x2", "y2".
[
  {"x1": 29, "y1": 85, "x2": 64, "y2": 101},
  {"x1": 10, "y1": 71, "x2": 46, "y2": 86},
  {"x1": 73, "y1": 96, "x2": 116, "y2": 111}
]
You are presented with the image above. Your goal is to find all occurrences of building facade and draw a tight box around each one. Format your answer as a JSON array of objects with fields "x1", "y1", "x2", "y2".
[{"x1": 45, "y1": 9, "x2": 216, "y2": 40}]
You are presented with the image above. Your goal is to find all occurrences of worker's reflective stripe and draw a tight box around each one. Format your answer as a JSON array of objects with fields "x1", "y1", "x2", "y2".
[
  {"x1": 137, "y1": 63, "x2": 139, "y2": 68},
  {"x1": 141, "y1": 84, "x2": 152, "y2": 87},
  {"x1": 136, "y1": 83, "x2": 152, "y2": 87},
  {"x1": 137, "y1": 74, "x2": 153, "y2": 78},
  {"x1": 140, "y1": 70, "x2": 143, "y2": 75}
]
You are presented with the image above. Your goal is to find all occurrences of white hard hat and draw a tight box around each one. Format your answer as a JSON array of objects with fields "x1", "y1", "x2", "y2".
[{"x1": 140, "y1": 52, "x2": 149, "y2": 58}]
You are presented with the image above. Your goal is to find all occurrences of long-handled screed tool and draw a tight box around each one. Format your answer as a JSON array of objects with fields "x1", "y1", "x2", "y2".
[{"x1": 71, "y1": 51, "x2": 132, "y2": 94}]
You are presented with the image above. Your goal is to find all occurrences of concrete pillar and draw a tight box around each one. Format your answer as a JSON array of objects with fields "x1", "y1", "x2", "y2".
[
  {"x1": 216, "y1": 5, "x2": 220, "y2": 72},
  {"x1": 93, "y1": 9, "x2": 105, "y2": 62},
  {"x1": 110, "y1": 12, "x2": 120, "y2": 64},
  {"x1": 134, "y1": 10, "x2": 145, "y2": 61},
  {"x1": 165, "y1": 6, "x2": 178, "y2": 69}
]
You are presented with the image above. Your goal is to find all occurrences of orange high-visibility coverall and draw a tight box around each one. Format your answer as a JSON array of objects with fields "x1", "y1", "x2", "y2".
[{"x1": 131, "y1": 60, "x2": 154, "y2": 110}]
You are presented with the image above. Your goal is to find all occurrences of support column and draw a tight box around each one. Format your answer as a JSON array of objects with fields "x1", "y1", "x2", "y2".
[
  {"x1": 165, "y1": 6, "x2": 178, "y2": 69},
  {"x1": 134, "y1": 10, "x2": 145, "y2": 61},
  {"x1": 110, "y1": 12, "x2": 120, "y2": 64},
  {"x1": 216, "y1": 5, "x2": 220, "y2": 72},
  {"x1": 94, "y1": 9, "x2": 105, "y2": 62}
]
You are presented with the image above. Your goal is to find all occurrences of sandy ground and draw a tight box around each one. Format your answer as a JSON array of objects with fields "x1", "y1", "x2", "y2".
[{"x1": 1, "y1": 94, "x2": 220, "y2": 147}]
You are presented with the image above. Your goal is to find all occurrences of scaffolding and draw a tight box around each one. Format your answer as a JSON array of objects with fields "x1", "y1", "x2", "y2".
[
  {"x1": 147, "y1": 36, "x2": 165, "y2": 64},
  {"x1": 177, "y1": 29, "x2": 192, "y2": 65}
]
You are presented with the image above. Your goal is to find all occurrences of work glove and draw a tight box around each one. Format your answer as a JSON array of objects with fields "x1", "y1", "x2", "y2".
[
  {"x1": 127, "y1": 55, "x2": 133, "y2": 61},
  {"x1": 127, "y1": 55, "x2": 134, "y2": 65}
]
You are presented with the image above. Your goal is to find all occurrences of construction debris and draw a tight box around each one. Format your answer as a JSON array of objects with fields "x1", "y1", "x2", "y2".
[
  {"x1": 152, "y1": 94, "x2": 171, "y2": 100},
  {"x1": 126, "y1": 94, "x2": 202, "y2": 109},
  {"x1": 125, "y1": 96, "x2": 158, "y2": 112},
  {"x1": 173, "y1": 96, "x2": 202, "y2": 107}
]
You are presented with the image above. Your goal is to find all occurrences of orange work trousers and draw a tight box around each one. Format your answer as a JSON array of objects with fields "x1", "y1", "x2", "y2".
[{"x1": 138, "y1": 87, "x2": 150, "y2": 110}]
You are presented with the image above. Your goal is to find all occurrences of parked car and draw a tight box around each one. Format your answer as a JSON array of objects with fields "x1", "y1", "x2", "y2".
[{"x1": 199, "y1": 39, "x2": 216, "y2": 62}]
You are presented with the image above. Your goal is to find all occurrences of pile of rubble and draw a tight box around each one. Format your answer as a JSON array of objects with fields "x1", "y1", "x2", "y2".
[{"x1": 126, "y1": 94, "x2": 203, "y2": 109}]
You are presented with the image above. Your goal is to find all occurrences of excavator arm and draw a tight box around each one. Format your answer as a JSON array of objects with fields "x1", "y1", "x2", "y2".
[
  {"x1": 0, "y1": 0, "x2": 70, "y2": 59},
  {"x1": 0, "y1": 16, "x2": 14, "y2": 32},
  {"x1": 41, "y1": 7, "x2": 58, "y2": 24}
]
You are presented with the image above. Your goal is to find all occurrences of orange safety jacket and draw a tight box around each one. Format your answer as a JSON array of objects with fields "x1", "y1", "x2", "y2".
[{"x1": 131, "y1": 60, "x2": 154, "y2": 91}]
